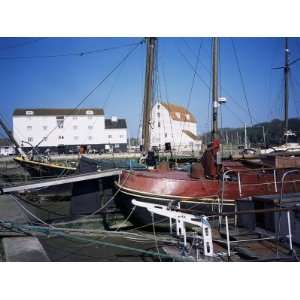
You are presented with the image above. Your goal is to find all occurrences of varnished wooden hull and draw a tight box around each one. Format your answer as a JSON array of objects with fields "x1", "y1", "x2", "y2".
[{"x1": 114, "y1": 167, "x2": 300, "y2": 227}]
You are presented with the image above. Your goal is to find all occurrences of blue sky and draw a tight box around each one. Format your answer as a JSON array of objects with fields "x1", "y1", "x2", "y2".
[{"x1": 0, "y1": 37, "x2": 300, "y2": 140}]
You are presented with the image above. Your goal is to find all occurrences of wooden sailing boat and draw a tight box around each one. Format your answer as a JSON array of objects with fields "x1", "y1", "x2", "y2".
[
  {"x1": 114, "y1": 37, "x2": 300, "y2": 226},
  {"x1": 0, "y1": 118, "x2": 76, "y2": 178},
  {"x1": 261, "y1": 37, "x2": 300, "y2": 154}
]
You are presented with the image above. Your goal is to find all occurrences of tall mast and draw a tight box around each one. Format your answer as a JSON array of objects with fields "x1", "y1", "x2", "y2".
[
  {"x1": 0, "y1": 118, "x2": 27, "y2": 159},
  {"x1": 284, "y1": 37, "x2": 290, "y2": 143},
  {"x1": 142, "y1": 37, "x2": 156, "y2": 152},
  {"x1": 211, "y1": 37, "x2": 219, "y2": 141}
]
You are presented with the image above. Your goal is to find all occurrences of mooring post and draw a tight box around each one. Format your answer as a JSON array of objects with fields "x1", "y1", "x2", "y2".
[
  {"x1": 225, "y1": 216, "x2": 231, "y2": 258},
  {"x1": 287, "y1": 210, "x2": 293, "y2": 251}
]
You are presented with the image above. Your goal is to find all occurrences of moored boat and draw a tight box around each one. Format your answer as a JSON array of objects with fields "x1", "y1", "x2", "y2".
[{"x1": 114, "y1": 37, "x2": 300, "y2": 227}]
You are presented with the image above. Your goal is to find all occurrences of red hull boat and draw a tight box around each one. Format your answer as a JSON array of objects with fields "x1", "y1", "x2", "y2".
[{"x1": 114, "y1": 142, "x2": 300, "y2": 226}]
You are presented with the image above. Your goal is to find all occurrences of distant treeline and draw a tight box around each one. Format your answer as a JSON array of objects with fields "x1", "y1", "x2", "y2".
[{"x1": 202, "y1": 118, "x2": 300, "y2": 147}]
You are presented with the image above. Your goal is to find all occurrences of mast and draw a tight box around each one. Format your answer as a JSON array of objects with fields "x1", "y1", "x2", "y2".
[
  {"x1": 284, "y1": 37, "x2": 290, "y2": 143},
  {"x1": 0, "y1": 118, "x2": 27, "y2": 159},
  {"x1": 244, "y1": 123, "x2": 247, "y2": 149},
  {"x1": 142, "y1": 37, "x2": 157, "y2": 152},
  {"x1": 211, "y1": 37, "x2": 219, "y2": 141}
]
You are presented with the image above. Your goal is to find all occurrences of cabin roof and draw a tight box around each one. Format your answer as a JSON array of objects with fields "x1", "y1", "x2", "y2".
[
  {"x1": 13, "y1": 108, "x2": 104, "y2": 116},
  {"x1": 105, "y1": 118, "x2": 127, "y2": 129},
  {"x1": 160, "y1": 102, "x2": 196, "y2": 123},
  {"x1": 182, "y1": 129, "x2": 201, "y2": 141}
]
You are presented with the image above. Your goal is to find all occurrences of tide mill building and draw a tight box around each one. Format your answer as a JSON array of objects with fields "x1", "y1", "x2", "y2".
[
  {"x1": 12, "y1": 108, "x2": 128, "y2": 153},
  {"x1": 149, "y1": 102, "x2": 202, "y2": 152}
]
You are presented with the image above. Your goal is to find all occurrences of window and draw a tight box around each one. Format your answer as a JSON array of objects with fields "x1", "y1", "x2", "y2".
[
  {"x1": 108, "y1": 135, "x2": 112, "y2": 139},
  {"x1": 157, "y1": 104, "x2": 160, "y2": 110},
  {"x1": 158, "y1": 122, "x2": 161, "y2": 128},
  {"x1": 86, "y1": 110, "x2": 94, "y2": 115},
  {"x1": 56, "y1": 116, "x2": 64, "y2": 129},
  {"x1": 43, "y1": 137, "x2": 48, "y2": 141},
  {"x1": 43, "y1": 126, "x2": 47, "y2": 130},
  {"x1": 27, "y1": 125, "x2": 32, "y2": 130},
  {"x1": 186, "y1": 114, "x2": 190, "y2": 120},
  {"x1": 176, "y1": 112, "x2": 181, "y2": 119},
  {"x1": 73, "y1": 125, "x2": 78, "y2": 130},
  {"x1": 74, "y1": 136, "x2": 78, "y2": 140},
  {"x1": 88, "y1": 125, "x2": 93, "y2": 130},
  {"x1": 25, "y1": 110, "x2": 34, "y2": 115},
  {"x1": 28, "y1": 137, "x2": 33, "y2": 142},
  {"x1": 165, "y1": 133, "x2": 167, "y2": 138},
  {"x1": 58, "y1": 136, "x2": 64, "y2": 140},
  {"x1": 115, "y1": 144, "x2": 120, "y2": 148},
  {"x1": 88, "y1": 136, "x2": 92, "y2": 140},
  {"x1": 157, "y1": 112, "x2": 160, "y2": 118}
]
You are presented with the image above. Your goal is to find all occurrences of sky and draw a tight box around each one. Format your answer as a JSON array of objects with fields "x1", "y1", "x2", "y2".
[{"x1": 1, "y1": 37, "x2": 300, "y2": 141}]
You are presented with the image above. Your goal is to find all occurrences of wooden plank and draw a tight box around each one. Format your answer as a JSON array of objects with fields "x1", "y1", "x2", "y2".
[{"x1": 1, "y1": 169, "x2": 121, "y2": 194}]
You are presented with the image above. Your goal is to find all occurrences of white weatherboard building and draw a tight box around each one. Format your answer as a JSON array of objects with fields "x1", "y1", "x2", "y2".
[
  {"x1": 0, "y1": 138, "x2": 15, "y2": 156},
  {"x1": 13, "y1": 108, "x2": 128, "y2": 153},
  {"x1": 149, "y1": 102, "x2": 202, "y2": 152}
]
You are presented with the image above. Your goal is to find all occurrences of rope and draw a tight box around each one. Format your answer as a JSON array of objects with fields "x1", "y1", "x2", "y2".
[
  {"x1": 151, "y1": 212, "x2": 162, "y2": 262},
  {"x1": 0, "y1": 40, "x2": 143, "y2": 60},
  {"x1": 177, "y1": 39, "x2": 203, "y2": 154},
  {"x1": 231, "y1": 38, "x2": 253, "y2": 126},
  {"x1": 10, "y1": 194, "x2": 55, "y2": 228},
  {"x1": 33, "y1": 40, "x2": 144, "y2": 149},
  {"x1": 3, "y1": 221, "x2": 176, "y2": 260},
  {"x1": 0, "y1": 38, "x2": 47, "y2": 51}
]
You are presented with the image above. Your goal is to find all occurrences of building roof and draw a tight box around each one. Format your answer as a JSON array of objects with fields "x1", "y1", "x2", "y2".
[
  {"x1": 13, "y1": 108, "x2": 104, "y2": 116},
  {"x1": 0, "y1": 138, "x2": 14, "y2": 147},
  {"x1": 105, "y1": 118, "x2": 127, "y2": 129},
  {"x1": 160, "y1": 102, "x2": 196, "y2": 123},
  {"x1": 182, "y1": 130, "x2": 201, "y2": 141}
]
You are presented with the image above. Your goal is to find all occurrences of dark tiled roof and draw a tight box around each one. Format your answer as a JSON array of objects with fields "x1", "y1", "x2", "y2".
[
  {"x1": 0, "y1": 138, "x2": 14, "y2": 147},
  {"x1": 105, "y1": 119, "x2": 127, "y2": 129},
  {"x1": 13, "y1": 108, "x2": 104, "y2": 116}
]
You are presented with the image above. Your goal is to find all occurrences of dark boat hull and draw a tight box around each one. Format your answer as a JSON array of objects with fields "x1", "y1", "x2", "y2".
[
  {"x1": 114, "y1": 184, "x2": 235, "y2": 228},
  {"x1": 14, "y1": 157, "x2": 76, "y2": 178}
]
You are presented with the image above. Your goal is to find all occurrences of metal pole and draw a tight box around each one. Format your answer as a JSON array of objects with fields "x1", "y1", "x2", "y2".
[
  {"x1": 225, "y1": 216, "x2": 231, "y2": 258},
  {"x1": 262, "y1": 126, "x2": 266, "y2": 148},
  {"x1": 244, "y1": 123, "x2": 247, "y2": 149},
  {"x1": 287, "y1": 211, "x2": 293, "y2": 251},
  {"x1": 284, "y1": 37, "x2": 289, "y2": 143},
  {"x1": 211, "y1": 37, "x2": 219, "y2": 141}
]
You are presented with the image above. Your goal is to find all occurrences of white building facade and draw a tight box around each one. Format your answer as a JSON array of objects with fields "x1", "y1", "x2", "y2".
[
  {"x1": 149, "y1": 102, "x2": 202, "y2": 152},
  {"x1": 13, "y1": 108, "x2": 128, "y2": 153},
  {"x1": 0, "y1": 138, "x2": 16, "y2": 156}
]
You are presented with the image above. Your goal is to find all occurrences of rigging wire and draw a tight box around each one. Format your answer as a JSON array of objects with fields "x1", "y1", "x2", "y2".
[
  {"x1": 0, "y1": 40, "x2": 143, "y2": 60},
  {"x1": 0, "y1": 37, "x2": 47, "y2": 51},
  {"x1": 180, "y1": 43, "x2": 258, "y2": 126},
  {"x1": 33, "y1": 39, "x2": 144, "y2": 149},
  {"x1": 177, "y1": 39, "x2": 203, "y2": 154},
  {"x1": 158, "y1": 46, "x2": 177, "y2": 151},
  {"x1": 290, "y1": 73, "x2": 300, "y2": 117},
  {"x1": 231, "y1": 38, "x2": 253, "y2": 126}
]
